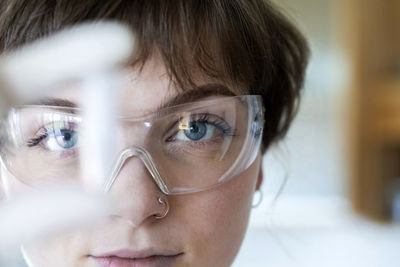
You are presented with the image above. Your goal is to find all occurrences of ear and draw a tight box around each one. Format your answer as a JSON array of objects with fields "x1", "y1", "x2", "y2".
[{"x1": 255, "y1": 158, "x2": 263, "y2": 191}]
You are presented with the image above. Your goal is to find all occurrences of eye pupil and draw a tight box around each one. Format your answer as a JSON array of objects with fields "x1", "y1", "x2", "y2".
[
  {"x1": 184, "y1": 122, "x2": 207, "y2": 140},
  {"x1": 63, "y1": 131, "x2": 72, "y2": 141},
  {"x1": 55, "y1": 129, "x2": 77, "y2": 149}
]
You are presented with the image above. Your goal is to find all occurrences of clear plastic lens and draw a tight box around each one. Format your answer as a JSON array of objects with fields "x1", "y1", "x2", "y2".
[{"x1": 0, "y1": 95, "x2": 263, "y2": 194}]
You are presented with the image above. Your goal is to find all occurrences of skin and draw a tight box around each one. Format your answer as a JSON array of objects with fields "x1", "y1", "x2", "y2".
[{"x1": 2, "y1": 56, "x2": 263, "y2": 267}]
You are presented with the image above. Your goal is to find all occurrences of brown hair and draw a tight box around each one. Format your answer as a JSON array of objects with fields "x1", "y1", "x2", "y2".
[{"x1": 0, "y1": 0, "x2": 309, "y2": 153}]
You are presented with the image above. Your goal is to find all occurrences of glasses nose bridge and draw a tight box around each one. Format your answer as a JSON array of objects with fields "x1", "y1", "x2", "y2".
[
  {"x1": 117, "y1": 119, "x2": 150, "y2": 148},
  {"x1": 102, "y1": 146, "x2": 170, "y2": 195}
]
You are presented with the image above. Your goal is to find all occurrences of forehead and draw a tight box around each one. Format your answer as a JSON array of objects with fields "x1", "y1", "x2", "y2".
[
  {"x1": 40, "y1": 56, "x2": 173, "y2": 115},
  {"x1": 120, "y1": 58, "x2": 177, "y2": 116},
  {"x1": 37, "y1": 56, "x2": 237, "y2": 116}
]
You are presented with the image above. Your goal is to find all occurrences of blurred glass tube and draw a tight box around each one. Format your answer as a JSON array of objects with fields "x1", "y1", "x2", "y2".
[{"x1": 0, "y1": 21, "x2": 135, "y2": 265}]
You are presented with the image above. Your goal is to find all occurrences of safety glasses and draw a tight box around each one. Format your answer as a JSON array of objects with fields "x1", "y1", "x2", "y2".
[{"x1": 0, "y1": 95, "x2": 264, "y2": 194}]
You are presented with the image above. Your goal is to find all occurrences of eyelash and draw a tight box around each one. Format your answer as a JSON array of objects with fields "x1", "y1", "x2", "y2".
[
  {"x1": 27, "y1": 128, "x2": 48, "y2": 147},
  {"x1": 194, "y1": 113, "x2": 234, "y2": 136},
  {"x1": 165, "y1": 113, "x2": 234, "y2": 142}
]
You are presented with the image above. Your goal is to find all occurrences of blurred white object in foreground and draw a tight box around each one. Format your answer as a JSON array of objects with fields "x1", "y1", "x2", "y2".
[
  {"x1": 0, "y1": 21, "x2": 134, "y2": 107},
  {"x1": 0, "y1": 184, "x2": 114, "y2": 251},
  {"x1": 0, "y1": 21, "x2": 135, "y2": 265}
]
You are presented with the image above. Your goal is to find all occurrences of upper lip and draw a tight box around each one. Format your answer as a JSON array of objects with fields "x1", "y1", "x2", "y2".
[{"x1": 91, "y1": 248, "x2": 183, "y2": 259}]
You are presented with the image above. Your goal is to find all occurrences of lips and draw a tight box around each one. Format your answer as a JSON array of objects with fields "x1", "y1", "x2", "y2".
[{"x1": 89, "y1": 249, "x2": 183, "y2": 267}]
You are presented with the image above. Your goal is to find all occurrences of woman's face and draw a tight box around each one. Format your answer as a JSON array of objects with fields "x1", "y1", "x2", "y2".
[{"x1": 6, "y1": 56, "x2": 263, "y2": 267}]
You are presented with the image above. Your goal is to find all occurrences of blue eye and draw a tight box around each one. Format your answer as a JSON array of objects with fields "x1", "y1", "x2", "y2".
[
  {"x1": 26, "y1": 117, "x2": 80, "y2": 152},
  {"x1": 184, "y1": 122, "x2": 207, "y2": 140},
  {"x1": 44, "y1": 129, "x2": 78, "y2": 151},
  {"x1": 53, "y1": 129, "x2": 77, "y2": 149},
  {"x1": 171, "y1": 114, "x2": 233, "y2": 143}
]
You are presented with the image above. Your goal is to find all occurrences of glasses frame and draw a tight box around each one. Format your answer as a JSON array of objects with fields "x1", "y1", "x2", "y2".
[{"x1": 0, "y1": 95, "x2": 264, "y2": 195}]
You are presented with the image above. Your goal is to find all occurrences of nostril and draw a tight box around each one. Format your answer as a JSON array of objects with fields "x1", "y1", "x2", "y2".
[{"x1": 107, "y1": 196, "x2": 170, "y2": 227}]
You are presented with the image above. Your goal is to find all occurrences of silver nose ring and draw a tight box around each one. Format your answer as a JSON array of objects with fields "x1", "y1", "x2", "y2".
[{"x1": 154, "y1": 197, "x2": 169, "y2": 219}]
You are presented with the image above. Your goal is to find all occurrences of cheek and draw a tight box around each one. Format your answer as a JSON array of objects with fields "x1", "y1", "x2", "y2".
[{"x1": 174, "y1": 159, "x2": 260, "y2": 266}]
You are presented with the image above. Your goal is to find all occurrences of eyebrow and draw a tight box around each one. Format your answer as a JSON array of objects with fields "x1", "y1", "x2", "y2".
[
  {"x1": 156, "y1": 83, "x2": 236, "y2": 111},
  {"x1": 30, "y1": 83, "x2": 236, "y2": 114},
  {"x1": 30, "y1": 98, "x2": 78, "y2": 108}
]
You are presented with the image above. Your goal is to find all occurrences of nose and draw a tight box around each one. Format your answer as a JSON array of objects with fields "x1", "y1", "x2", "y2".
[{"x1": 106, "y1": 154, "x2": 168, "y2": 227}]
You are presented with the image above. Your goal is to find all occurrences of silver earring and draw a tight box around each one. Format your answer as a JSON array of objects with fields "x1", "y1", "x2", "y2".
[{"x1": 252, "y1": 190, "x2": 263, "y2": 208}]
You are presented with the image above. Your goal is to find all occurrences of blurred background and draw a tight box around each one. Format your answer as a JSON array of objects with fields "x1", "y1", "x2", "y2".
[{"x1": 234, "y1": 0, "x2": 400, "y2": 266}]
